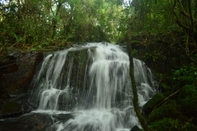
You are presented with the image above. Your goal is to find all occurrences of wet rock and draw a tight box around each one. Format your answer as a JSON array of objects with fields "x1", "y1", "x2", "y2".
[
  {"x1": 0, "y1": 56, "x2": 18, "y2": 99},
  {"x1": 0, "y1": 56, "x2": 18, "y2": 74},
  {"x1": 142, "y1": 93, "x2": 165, "y2": 116},
  {"x1": 53, "y1": 113, "x2": 74, "y2": 122},
  {"x1": 130, "y1": 125, "x2": 141, "y2": 131},
  {"x1": 0, "y1": 52, "x2": 43, "y2": 119},
  {"x1": 0, "y1": 113, "x2": 53, "y2": 131},
  {"x1": 148, "y1": 100, "x2": 181, "y2": 123},
  {"x1": 0, "y1": 53, "x2": 43, "y2": 95},
  {"x1": 0, "y1": 101, "x2": 22, "y2": 118}
]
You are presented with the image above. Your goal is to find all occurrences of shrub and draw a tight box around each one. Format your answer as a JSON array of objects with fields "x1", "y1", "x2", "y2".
[
  {"x1": 149, "y1": 118, "x2": 181, "y2": 131},
  {"x1": 148, "y1": 100, "x2": 181, "y2": 123}
]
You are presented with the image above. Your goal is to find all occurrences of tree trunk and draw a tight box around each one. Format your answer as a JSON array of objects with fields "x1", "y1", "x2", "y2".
[
  {"x1": 51, "y1": 1, "x2": 63, "y2": 39},
  {"x1": 195, "y1": 0, "x2": 197, "y2": 19},
  {"x1": 126, "y1": 30, "x2": 149, "y2": 131},
  {"x1": 125, "y1": 4, "x2": 149, "y2": 130}
]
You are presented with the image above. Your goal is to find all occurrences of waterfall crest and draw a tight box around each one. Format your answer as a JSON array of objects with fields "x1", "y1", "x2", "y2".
[{"x1": 30, "y1": 43, "x2": 156, "y2": 131}]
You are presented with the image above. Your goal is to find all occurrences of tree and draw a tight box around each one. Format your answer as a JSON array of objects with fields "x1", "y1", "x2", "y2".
[
  {"x1": 128, "y1": 0, "x2": 176, "y2": 34},
  {"x1": 0, "y1": 0, "x2": 128, "y2": 49},
  {"x1": 173, "y1": 0, "x2": 197, "y2": 44},
  {"x1": 125, "y1": 2, "x2": 149, "y2": 130},
  {"x1": 126, "y1": 30, "x2": 150, "y2": 131}
]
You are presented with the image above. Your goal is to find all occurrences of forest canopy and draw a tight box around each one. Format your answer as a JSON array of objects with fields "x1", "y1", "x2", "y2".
[
  {"x1": 0, "y1": 0, "x2": 130, "y2": 49},
  {"x1": 1, "y1": 0, "x2": 196, "y2": 51}
]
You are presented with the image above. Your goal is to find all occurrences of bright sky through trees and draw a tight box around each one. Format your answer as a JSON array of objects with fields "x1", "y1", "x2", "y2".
[{"x1": 123, "y1": 0, "x2": 132, "y2": 7}]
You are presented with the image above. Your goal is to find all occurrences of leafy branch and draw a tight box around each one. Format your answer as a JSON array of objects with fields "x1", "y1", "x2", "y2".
[{"x1": 172, "y1": 0, "x2": 197, "y2": 41}]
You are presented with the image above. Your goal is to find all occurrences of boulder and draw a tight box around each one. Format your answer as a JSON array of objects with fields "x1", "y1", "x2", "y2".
[
  {"x1": 0, "y1": 113, "x2": 53, "y2": 131},
  {"x1": 142, "y1": 93, "x2": 165, "y2": 116},
  {"x1": 0, "y1": 52, "x2": 43, "y2": 118},
  {"x1": 148, "y1": 100, "x2": 181, "y2": 123},
  {"x1": 130, "y1": 125, "x2": 141, "y2": 131},
  {"x1": 0, "y1": 101, "x2": 22, "y2": 118},
  {"x1": 0, "y1": 113, "x2": 74, "y2": 131},
  {"x1": 0, "y1": 52, "x2": 43, "y2": 96}
]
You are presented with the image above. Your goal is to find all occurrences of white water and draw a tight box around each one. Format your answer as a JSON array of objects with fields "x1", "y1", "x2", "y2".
[{"x1": 31, "y1": 43, "x2": 156, "y2": 131}]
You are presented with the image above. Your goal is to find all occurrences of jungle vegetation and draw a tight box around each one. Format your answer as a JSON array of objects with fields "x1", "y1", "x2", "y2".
[{"x1": 1, "y1": 0, "x2": 197, "y2": 131}]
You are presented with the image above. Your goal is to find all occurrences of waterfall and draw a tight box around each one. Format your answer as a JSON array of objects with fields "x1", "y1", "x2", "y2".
[{"x1": 30, "y1": 43, "x2": 156, "y2": 131}]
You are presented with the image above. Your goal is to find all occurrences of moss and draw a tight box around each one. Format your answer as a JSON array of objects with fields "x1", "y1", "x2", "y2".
[
  {"x1": 160, "y1": 83, "x2": 171, "y2": 92},
  {"x1": 131, "y1": 125, "x2": 141, "y2": 131},
  {"x1": 149, "y1": 118, "x2": 197, "y2": 131},
  {"x1": 179, "y1": 84, "x2": 196, "y2": 98},
  {"x1": 142, "y1": 93, "x2": 165, "y2": 116},
  {"x1": 180, "y1": 95, "x2": 197, "y2": 118},
  {"x1": 149, "y1": 118, "x2": 181, "y2": 131},
  {"x1": 173, "y1": 77, "x2": 195, "y2": 91},
  {"x1": 148, "y1": 100, "x2": 181, "y2": 123},
  {"x1": 178, "y1": 84, "x2": 197, "y2": 117},
  {"x1": 1, "y1": 101, "x2": 21, "y2": 116}
]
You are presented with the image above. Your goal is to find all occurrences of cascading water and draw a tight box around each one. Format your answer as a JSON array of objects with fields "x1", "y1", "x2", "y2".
[{"x1": 30, "y1": 43, "x2": 156, "y2": 131}]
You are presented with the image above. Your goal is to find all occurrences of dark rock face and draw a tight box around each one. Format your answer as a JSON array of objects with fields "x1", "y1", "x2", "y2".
[
  {"x1": 0, "y1": 56, "x2": 18, "y2": 100},
  {"x1": 0, "y1": 52, "x2": 43, "y2": 118},
  {"x1": 0, "y1": 53, "x2": 43, "y2": 95},
  {"x1": 0, "y1": 56, "x2": 18, "y2": 74},
  {"x1": 0, "y1": 112, "x2": 74, "y2": 131},
  {"x1": 142, "y1": 93, "x2": 165, "y2": 116},
  {"x1": 1, "y1": 101, "x2": 22, "y2": 118},
  {"x1": 0, "y1": 113, "x2": 53, "y2": 131},
  {"x1": 130, "y1": 125, "x2": 141, "y2": 131}
]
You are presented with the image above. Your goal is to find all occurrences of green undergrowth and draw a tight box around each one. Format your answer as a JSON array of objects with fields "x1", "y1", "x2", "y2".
[{"x1": 147, "y1": 63, "x2": 197, "y2": 131}]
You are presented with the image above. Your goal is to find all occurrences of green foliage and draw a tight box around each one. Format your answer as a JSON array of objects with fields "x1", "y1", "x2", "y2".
[
  {"x1": 160, "y1": 83, "x2": 171, "y2": 92},
  {"x1": 180, "y1": 85, "x2": 196, "y2": 97},
  {"x1": 149, "y1": 118, "x2": 181, "y2": 131},
  {"x1": 172, "y1": 64, "x2": 197, "y2": 91},
  {"x1": 148, "y1": 63, "x2": 197, "y2": 130},
  {"x1": 132, "y1": 49, "x2": 138, "y2": 55},
  {"x1": 0, "y1": 0, "x2": 127, "y2": 52},
  {"x1": 143, "y1": 51, "x2": 166, "y2": 62},
  {"x1": 173, "y1": 64, "x2": 197, "y2": 82},
  {"x1": 179, "y1": 84, "x2": 197, "y2": 117},
  {"x1": 149, "y1": 117, "x2": 197, "y2": 131},
  {"x1": 148, "y1": 100, "x2": 181, "y2": 123},
  {"x1": 172, "y1": 0, "x2": 197, "y2": 43},
  {"x1": 130, "y1": 0, "x2": 179, "y2": 35}
]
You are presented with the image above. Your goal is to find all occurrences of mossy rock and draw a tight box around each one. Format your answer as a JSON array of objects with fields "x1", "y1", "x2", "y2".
[
  {"x1": 130, "y1": 125, "x2": 141, "y2": 131},
  {"x1": 142, "y1": 93, "x2": 165, "y2": 116},
  {"x1": 173, "y1": 76, "x2": 195, "y2": 91},
  {"x1": 0, "y1": 113, "x2": 54, "y2": 131},
  {"x1": 148, "y1": 100, "x2": 181, "y2": 123},
  {"x1": 178, "y1": 84, "x2": 197, "y2": 117},
  {"x1": 0, "y1": 101, "x2": 22, "y2": 117},
  {"x1": 149, "y1": 117, "x2": 197, "y2": 131},
  {"x1": 177, "y1": 76, "x2": 195, "y2": 84},
  {"x1": 180, "y1": 95, "x2": 197, "y2": 118},
  {"x1": 149, "y1": 118, "x2": 181, "y2": 131},
  {"x1": 181, "y1": 95, "x2": 197, "y2": 111},
  {"x1": 179, "y1": 84, "x2": 196, "y2": 98},
  {"x1": 160, "y1": 83, "x2": 172, "y2": 92}
]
